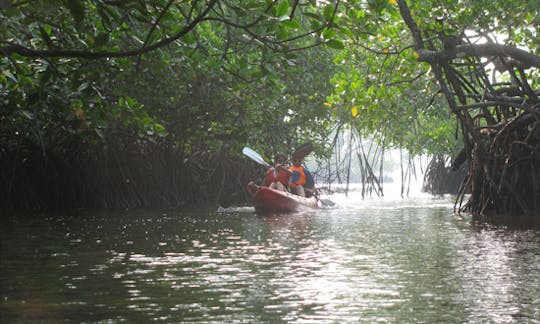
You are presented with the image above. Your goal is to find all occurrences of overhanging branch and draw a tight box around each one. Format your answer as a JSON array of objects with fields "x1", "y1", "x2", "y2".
[{"x1": 416, "y1": 44, "x2": 540, "y2": 69}]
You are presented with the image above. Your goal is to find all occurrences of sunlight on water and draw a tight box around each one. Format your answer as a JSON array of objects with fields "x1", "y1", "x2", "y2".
[{"x1": 1, "y1": 187, "x2": 539, "y2": 322}]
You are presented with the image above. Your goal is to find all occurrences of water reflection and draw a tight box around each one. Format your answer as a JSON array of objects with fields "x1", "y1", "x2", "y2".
[
  {"x1": 456, "y1": 229, "x2": 540, "y2": 322},
  {"x1": 1, "y1": 194, "x2": 539, "y2": 322}
]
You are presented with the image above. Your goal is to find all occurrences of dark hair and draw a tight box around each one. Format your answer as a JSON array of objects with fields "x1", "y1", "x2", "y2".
[{"x1": 274, "y1": 153, "x2": 287, "y2": 163}]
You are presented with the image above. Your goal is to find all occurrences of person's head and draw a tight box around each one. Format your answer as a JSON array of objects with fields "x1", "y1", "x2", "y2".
[
  {"x1": 292, "y1": 157, "x2": 302, "y2": 166},
  {"x1": 274, "y1": 153, "x2": 287, "y2": 165}
]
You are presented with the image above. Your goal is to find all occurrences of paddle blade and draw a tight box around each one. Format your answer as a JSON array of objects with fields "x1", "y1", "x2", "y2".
[
  {"x1": 320, "y1": 198, "x2": 336, "y2": 207},
  {"x1": 292, "y1": 142, "x2": 313, "y2": 161},
  {"x1": 242, "y1": 147, "x2": 270, "y2": 168}
]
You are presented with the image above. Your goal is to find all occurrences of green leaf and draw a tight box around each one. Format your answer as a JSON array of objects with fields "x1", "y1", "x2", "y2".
[
  {"x1": 77, "y1": 82, "x2": 88, "y2": 92},
  {"x1": 323, "y1": 4, "x2": 335, "y2": 22},
  {"x1": 325, "y1": 39, "x2": 344, "y2": 49},
  {"x1": 141, "y1": 116, "x2": 153, "y2": 125},
  {"x1": 20, "y1": 110, "x2": 34, "y2": 120},
  {"x1": 3, "y1": 70, "x2": 18, "y2": 83},
  {"x1": 322, "y1": 28, "x2": 337, "y2": 40},
  {"x1": 276, "y1": 26, "x2": 289, "y2": 40},
  {"x1": 303, "y1": 12, "x2": 323, "y2": 22},
  {"x1": 95, "y1": 128, "x2": 105, "y2": 140},
  {"x1": 275, "y1": 0, "x2": 289, "y2": 17},
  {"x1": 282, "y1": 20, "x2": 301, "y2": 29},
  {"x1": 262, "y1": 62, "x2": 276, "y2": 75},
  {"x1": 340, "y1": 26, "x2": 355, "y2": 39},
  {"x1": 154, "y1": 122, "x2": 166, "y2": 136}
]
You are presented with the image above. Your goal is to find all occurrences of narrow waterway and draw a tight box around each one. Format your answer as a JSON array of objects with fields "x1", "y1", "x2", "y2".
[{"x1": 1, "y1": 188, "x2": 539, "y2": 322}]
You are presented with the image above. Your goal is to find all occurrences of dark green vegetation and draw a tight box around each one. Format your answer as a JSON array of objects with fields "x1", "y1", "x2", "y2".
[
  {"x1": 1, "y1": 1, "x2": 337, "y2": 210},
  {"x1": 1, "y1": 1, "x2": 539, "y2": 223}
]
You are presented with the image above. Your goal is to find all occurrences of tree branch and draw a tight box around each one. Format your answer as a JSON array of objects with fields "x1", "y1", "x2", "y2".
[
  {"x1": 396, "y1": 0, "x2": 425, "y2": 51},
  {"x1": 416, "y1": 43, "x2": 540, "y2": 69},
  {"x1": 457, "y1": 101, "x2": 529, "y2": 111},
  {"x1": 136, "y1": 0, "x2": 176, "y2": 71}
]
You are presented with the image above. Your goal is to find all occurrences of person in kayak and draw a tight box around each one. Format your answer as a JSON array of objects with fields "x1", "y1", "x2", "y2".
[
  {"x1": 289, "y1": 156, "x2": 315, "y2": 197},
  {"x1": 248, "y1": 152, "x2": 291, "y2": 192}
]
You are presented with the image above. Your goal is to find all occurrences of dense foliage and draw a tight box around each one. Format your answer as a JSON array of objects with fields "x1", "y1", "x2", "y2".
[
  {"x1": 1, "y1": 0, "x2": 340, "y2": 210},
  {"x1": 1, "y1": 0, "x2": 342, "y2": 155}
]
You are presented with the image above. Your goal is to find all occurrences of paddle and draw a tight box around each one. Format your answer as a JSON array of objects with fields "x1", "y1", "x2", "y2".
[
  {"x1": 243, "y1": 143, "x2": 312, "y2": 167},
  {"x1": 317, "y1": 194, "x2": 336, "y2": 207},
  {"x1": 292, "y1": 142, "x2": 313, "y2": 161},
  {"x1": 242, "y1": 147, "x2": 271, "y2": 168}
]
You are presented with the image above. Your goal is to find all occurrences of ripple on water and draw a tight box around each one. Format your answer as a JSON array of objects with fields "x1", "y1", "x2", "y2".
[{"x1": 1, "y1": 199, "x2": 539, "y2": 322}]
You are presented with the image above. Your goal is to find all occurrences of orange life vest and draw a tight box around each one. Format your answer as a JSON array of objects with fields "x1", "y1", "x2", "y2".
[{"x1": 289, "y1": 165, "x2": 306, "y2": 188}]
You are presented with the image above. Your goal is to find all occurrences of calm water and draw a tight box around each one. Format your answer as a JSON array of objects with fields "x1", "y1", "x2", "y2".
[{"x1": 1, "y1": 190, "x2": 539, "y2": 323}]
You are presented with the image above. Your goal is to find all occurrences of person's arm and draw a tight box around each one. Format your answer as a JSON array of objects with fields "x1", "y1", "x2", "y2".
[
  {"x1": 247, "y1": 181, "x2": 259, "y2": 195},
  {"x1": 276, "y1": 164, "x2": 292, "y2": 175},
  {"x1": 261, "y1": 167, "x2": 274, "y2": 187}
]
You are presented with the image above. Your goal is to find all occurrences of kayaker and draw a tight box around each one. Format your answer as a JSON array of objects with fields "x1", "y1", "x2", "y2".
[
  {"x1": 289, "y1": 157, "x2": 315, "y2": 197},
  {"x1": 248, "y1": 152, "x2": 291, "y2": 193}
]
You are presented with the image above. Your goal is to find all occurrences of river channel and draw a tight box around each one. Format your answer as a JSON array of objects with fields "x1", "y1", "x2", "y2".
[{"x1": 1, "y1": 188, "x2": 539, "y2": 323}]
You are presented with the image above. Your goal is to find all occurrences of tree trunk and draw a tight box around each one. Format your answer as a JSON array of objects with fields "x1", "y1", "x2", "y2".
[{"x1": 398, "y1": 0, "x2": 540, "y2": 223}]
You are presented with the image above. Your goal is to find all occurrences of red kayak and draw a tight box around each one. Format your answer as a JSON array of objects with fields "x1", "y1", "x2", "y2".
[{"x1": 248, "y1": 186, "x2": 318, "y2": 213}]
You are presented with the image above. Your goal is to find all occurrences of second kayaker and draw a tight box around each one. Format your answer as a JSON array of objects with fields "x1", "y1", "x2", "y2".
[
  {"x1": 289, "y1": 156, "x2": 307, "y2": 196},
  {"x1": 289, "y1": 156, "x2": 315, "y2": 197}
]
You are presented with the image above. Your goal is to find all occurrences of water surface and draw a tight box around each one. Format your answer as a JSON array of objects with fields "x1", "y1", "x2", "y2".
[{"x1": 1, "y1": 191, "x2": 539, "y2": 322}]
